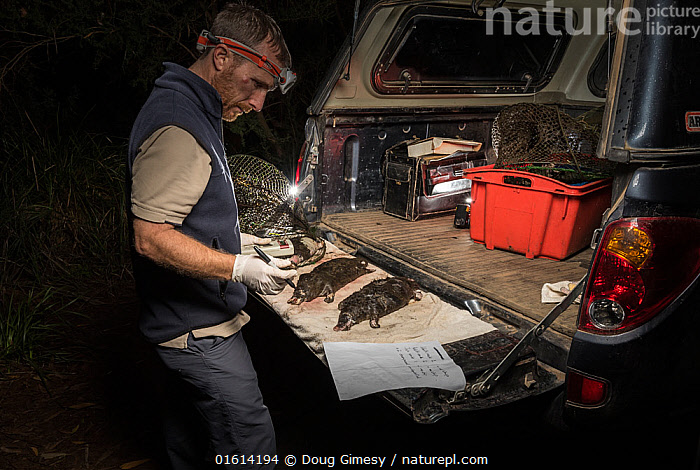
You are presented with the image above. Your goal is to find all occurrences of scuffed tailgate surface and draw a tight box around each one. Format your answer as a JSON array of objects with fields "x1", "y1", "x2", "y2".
[{"x1": 322, "y1": 210, "x2": 589, "y2": 338}]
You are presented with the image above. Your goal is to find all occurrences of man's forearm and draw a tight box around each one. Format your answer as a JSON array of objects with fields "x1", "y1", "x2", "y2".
[{"x1": 133, "y1": 217, "x2": 235, "y2": 281}]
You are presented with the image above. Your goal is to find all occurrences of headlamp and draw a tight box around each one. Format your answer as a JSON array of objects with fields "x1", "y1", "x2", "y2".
[{"x1": 196, "y1": 30, "x2": 297, "y2": 94}]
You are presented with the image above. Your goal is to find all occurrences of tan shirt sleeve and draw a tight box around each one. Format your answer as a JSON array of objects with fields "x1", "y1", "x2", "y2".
[{"x1": 131, "y1": 126, "x2": 211, "y2": 225}]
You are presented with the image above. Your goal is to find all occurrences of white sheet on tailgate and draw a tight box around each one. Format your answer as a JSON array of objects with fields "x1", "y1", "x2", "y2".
[{"x1": 257, "y1": 242, "x2": 496, "y2": 361}]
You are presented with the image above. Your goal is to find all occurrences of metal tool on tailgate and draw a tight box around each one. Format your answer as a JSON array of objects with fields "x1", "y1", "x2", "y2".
[{"x1": 470, "y1": 275, "x2": 588, "y2": 397}]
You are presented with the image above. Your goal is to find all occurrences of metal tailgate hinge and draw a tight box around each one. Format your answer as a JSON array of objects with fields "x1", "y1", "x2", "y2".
[{"x1": 470, "y1": 274, "x2": 588, "y2": 397}]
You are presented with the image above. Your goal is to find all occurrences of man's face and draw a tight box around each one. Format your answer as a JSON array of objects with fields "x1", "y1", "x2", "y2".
[{"x1": 212, "y1": 41, "x2": 279, "y2": 122}]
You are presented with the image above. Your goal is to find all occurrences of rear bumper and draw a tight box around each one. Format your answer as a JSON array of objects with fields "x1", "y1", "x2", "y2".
[{"x1": 564, "y1": 277, "x2": 700, "y2": 428}]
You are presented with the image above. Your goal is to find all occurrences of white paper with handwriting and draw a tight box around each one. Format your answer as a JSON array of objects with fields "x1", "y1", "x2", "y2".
[{"x1": 323, "y1": 341, "x2": 466, "y2": 400}]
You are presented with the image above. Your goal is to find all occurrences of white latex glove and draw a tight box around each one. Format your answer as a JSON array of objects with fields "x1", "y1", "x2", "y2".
[
  {"x1": 232, "y1": 254, "x2": 297, "y2": 295},
  {"x1": 240, "y1": 233, "x2": 271, "y2": 246}
]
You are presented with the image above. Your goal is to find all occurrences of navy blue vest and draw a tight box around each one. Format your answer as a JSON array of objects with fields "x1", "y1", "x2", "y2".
[{"x1": 127, "y1": 62, "x2": 246, "y2": 344}]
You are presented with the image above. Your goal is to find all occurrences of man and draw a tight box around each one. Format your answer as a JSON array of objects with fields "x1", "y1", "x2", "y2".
[{"x1": 126, "y1": 3, "x2": 296, "y2": 468}]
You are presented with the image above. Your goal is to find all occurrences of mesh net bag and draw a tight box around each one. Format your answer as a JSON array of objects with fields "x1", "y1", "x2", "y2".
[
  {"x1": 228, "y1": 154, "x2": 325, "y2": 266},
  {"x1": 492, "y1": 103, "x2": 615, "y2": 184}
]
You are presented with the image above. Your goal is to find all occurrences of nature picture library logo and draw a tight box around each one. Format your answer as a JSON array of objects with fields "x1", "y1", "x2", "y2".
[{"x1": 485, "y1": 1, "x2": 700, "y2": 39}]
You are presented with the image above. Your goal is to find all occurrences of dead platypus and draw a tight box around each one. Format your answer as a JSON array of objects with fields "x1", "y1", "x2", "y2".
[
  {"x1": 333, "y1": 277, "x2": 423, "y2": 331},
  {"x1": 287, "y1": 257, "x2": 374, "y2": 304}
]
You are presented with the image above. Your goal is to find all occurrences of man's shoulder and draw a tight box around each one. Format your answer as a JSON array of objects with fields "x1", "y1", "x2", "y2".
[
  {"x1": 143, "y1": 125, "x2": 196, "y2": 145},
  {"x1": 139, "y1": 125, "x2": 207, "y2": 160}
]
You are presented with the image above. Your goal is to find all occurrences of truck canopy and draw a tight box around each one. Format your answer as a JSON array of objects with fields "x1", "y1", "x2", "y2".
[{"x1": 601, "y1": 0, "x2": 700, "y2": 162}]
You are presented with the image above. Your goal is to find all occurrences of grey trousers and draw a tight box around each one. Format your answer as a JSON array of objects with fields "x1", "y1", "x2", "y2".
[{"x1": 155, "y1": 331, "x2": 276, "y2": 470}]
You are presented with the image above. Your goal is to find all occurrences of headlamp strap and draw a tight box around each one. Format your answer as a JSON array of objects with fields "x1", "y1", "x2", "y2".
[{"x1": 197, "y1": 30, "x2": 283, "y2": 79}]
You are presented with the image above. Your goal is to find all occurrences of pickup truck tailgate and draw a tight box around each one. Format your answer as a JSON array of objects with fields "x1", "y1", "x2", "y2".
[{"x1": 251, "y1": 215, "x2": 577, "y2": 421}]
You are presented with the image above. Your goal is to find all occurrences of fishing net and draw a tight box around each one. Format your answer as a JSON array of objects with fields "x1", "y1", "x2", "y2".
[
  {"x1": 492, "y1": 103, "x2": 615, "y2": 184},
  {"x1": 228, "y1": 154, "x2": 325, "y2": 266}
]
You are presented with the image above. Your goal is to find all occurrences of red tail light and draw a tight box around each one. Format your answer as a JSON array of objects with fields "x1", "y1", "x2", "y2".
[
  {"x1": 566, "y1": 370, "x2": 608, "y2": 406},
  {"x1": 294, "y1": 141, "x2": 307, "y2": 187},
  {"x1": 578, "y1": 217, "x2": 700, "y2": 335}
]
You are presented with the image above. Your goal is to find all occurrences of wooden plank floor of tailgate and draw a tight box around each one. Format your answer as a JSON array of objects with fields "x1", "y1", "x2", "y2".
[{"x1": 322, "y1": 210, "x2": 591, "y2": 339}]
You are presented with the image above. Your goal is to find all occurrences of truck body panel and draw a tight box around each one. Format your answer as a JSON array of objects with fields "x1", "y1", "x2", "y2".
[{"x1": 283, "y1": 0, "x2": 700, "y2": 425}]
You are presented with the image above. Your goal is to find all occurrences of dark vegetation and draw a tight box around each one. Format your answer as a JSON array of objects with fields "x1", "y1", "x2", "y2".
[
  {"x1": 0, "y1": 3, "x2": 354, "y2": 467},
  {"x1": 0, "y1": 0, "x2": 354, "y2": 364}
]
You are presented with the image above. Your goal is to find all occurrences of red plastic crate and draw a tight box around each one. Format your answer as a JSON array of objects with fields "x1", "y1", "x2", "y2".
[{"x1": 465, "y1": 165, "x2": 612, "y2": 260}]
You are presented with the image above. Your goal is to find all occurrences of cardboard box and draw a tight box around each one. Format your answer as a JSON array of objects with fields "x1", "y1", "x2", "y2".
[{"x1": 407, "y1": 137, "x2": 482, "y2": 159}]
